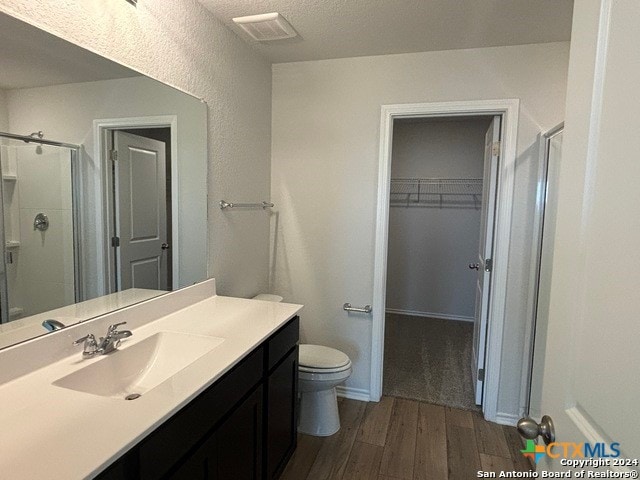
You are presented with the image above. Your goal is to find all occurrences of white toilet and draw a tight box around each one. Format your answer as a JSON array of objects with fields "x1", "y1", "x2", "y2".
[
  {"x1": 298, "y1": 344, "x2": 352, "y2": 436},
  {"x1": 251, "y1": 293, "x2": 353, "y2": 437}
]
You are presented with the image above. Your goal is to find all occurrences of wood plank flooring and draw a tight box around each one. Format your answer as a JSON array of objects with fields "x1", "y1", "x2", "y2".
[{"x1": 281, "y1": 396, "x2": 532, "y2": 480}]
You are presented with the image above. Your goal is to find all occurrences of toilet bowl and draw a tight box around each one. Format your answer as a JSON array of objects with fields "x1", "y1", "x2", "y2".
[{"x1": 298, "y1": 344, "x2": 352, "y2": 437}]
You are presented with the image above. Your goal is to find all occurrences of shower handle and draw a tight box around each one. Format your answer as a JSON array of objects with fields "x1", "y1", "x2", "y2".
[{"x1": 34, "y1": 213, "x2": 49, "y2": 231}]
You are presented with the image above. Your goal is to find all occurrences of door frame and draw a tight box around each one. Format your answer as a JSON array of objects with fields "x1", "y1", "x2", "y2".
[
  {"x1": 371, "y1": 99, "x2": 519, "y2": 423},
  {"x1": 93, "y1": 116, "x2": 179, "y2": 294}
]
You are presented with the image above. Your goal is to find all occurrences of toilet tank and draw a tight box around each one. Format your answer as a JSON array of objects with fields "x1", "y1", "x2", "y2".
[{"x1": 252, "y1": 294, "x2": 283, "y2": 302}]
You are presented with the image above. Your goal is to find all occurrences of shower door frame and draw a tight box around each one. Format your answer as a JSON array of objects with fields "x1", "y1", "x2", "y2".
[
  {"x1": 520, "y1": 122, "x2": 564, "y2": 418},
  {"x1": 0, "y1": 132, "x2": 83, "y2": 324}
]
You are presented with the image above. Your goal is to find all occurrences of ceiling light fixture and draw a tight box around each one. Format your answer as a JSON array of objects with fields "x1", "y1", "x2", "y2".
[{"x1": 232, "y1": 13, "x2": 297, "y2": 41}]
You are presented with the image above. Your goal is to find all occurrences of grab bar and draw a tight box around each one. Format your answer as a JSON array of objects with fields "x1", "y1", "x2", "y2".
[
  {"x1": 343, "y1": 303, "x2": 372, "y2": 314},
  {"x1": 219, "y1": 200, "x2": 274, "y2": 210}
]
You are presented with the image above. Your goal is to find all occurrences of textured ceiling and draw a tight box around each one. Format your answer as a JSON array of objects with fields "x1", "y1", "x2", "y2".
[
  {"x1": 198, "y1": 0, "x2": 574, "y2": 63},
  {"x1": 0, "y1": 12, "x2": 139, "y2": 90}
]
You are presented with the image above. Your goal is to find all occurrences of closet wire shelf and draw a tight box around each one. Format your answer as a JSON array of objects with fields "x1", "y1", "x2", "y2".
[{"x1": 390, "y1": 178, "x2": 483, "y2": 208}]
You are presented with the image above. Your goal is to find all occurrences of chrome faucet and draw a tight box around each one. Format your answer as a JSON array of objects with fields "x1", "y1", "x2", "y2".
[
  {"x1": 73, "y1": 322, "x2": 133, "y2": 358},
  {"x1": 99, "y1": 322, "x2": 133, "y2": 354}
]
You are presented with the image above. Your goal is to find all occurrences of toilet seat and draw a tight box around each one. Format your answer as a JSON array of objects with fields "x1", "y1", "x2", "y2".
[
  {"x1": 299, "y1": 344, "x2": 351, "y2": 373},
  {"x1": 299, "y1": 362, "x2": 352, "y2": 374}
]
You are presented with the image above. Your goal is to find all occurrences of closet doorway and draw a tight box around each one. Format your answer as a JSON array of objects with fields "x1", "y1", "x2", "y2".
[
  {"x1": 382, "y1": 115, "x2": 498, "y2": 410},
  {"x1": 372, "y1": 100, "x2": 519, "y2": 421}
]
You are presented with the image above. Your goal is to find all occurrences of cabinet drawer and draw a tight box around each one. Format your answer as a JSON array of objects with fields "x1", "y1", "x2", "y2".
[
  {"x1": 139, "y1": 346, "x2": 264, "y2": 479},
  {"x1": 266, "y1": 316, "x2": 299, "y2": 371}
]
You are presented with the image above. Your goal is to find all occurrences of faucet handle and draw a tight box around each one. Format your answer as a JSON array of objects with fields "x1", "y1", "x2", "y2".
[
  {"x1": 73, "y1": 333, "x2": 100, "y2": 358},
  {"x1": 73, "y1": 333, "x2": 96, "y2": 346},
  {"x1": 107, "y1": 322, "x2": 127, "y2": 333}
]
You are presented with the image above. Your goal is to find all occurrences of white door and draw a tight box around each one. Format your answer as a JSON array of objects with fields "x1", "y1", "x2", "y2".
[
  {"x1": 472, "y1": 115, "x2": 501, "y2": 405},
  {"x1": 523, "y1": 0, "x2": 640, "y2": 472},
  {"x1": 113, "y1": 131, "x2": 169, "y2": 291}
]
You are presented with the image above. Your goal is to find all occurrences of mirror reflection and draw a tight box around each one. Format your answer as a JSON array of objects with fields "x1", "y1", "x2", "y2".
[{"x1": 0, "y1": 13, "x2": 208, "y2": 349}]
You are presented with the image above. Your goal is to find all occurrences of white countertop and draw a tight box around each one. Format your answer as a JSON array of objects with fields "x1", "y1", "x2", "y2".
[{"x1": 0, "y1": 287, "x2": 302, "y2": 479}]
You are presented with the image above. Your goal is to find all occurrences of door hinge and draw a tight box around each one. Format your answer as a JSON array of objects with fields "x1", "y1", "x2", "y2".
[
  {"x1": 484, "y1": 258, "x2": 493, "y2": 272},
  {"x1": 109, "y1": 149, "x2": 118, "y2": 162},
  {"x1": 478, "y1": 368, "x2": 485, "y2": 381},
  {"x1": 111, "y1": 236, "x2": 120, "y2": 247},
  {"x1": 492, "y1": 141, "x2": 501, "y2": 156}
]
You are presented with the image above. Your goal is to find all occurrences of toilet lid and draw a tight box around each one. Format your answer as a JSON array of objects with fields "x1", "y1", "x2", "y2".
[{"x1": 299, "y1": 344, "x2": 350, "y2": 370}]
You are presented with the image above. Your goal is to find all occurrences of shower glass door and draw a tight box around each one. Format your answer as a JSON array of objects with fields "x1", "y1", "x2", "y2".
[{"x1": 0, "y1": 133, "x2": 80, "y2": 325}]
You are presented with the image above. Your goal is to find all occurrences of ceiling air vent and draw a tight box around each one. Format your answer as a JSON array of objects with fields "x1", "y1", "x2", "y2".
[{"x1": 232, "y1": 13, "x2": 297, "y2": 41}]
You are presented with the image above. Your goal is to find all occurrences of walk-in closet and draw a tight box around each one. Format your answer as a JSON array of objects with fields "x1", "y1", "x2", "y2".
[{"x1": 383, "y1": 116, "x2": 494, "y2": 410}]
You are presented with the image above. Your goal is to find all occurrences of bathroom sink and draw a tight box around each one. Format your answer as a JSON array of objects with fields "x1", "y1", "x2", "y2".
[{"x1": 53, "y1": 331, "x2": 224, "y2": 399}]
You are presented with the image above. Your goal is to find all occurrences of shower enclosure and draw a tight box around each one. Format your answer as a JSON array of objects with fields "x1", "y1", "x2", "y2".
[{"x1": 0, "y1": 132, "x2": 81, "y2": 325}]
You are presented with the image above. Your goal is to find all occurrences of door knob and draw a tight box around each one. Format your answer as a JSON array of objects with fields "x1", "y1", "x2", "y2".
[
  {"x1": 468, "y1": 263, "x2": 480, "y2": 270},
  {"x1": 517, "y1": 415, "x2": 555, "y2": 445},
  {"x1": 161, "y1": 243, "x2": 170, "y2": 250}
]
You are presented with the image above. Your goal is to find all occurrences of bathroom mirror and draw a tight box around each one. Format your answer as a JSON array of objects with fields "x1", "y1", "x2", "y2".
[{"x1": 0, "y1": 13, "x2": 208, "y2": 349}]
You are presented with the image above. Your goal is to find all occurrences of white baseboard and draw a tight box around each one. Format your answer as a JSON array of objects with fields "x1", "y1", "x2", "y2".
[
  {"x1": 385, "y1": 308, "x2": 474, "y2": 323},
  {"x1": 336, "y1": 386, "x2": 371, "y2": 402},
  {"x1": 494, "y1": 412, "x2": 519, "y2": 426}
]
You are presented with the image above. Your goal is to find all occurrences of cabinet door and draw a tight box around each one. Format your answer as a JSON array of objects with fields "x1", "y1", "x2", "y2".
[
  {"x1": 170, "y1": 386, "x2": 263, "y2": 480},
  {"x1": 168, "y1": 438, "x2": 215, "y2": 480},
  {"x1": 266, "y1": 346, "x2": 298, "y2": 479},
  {"x1": 216, "y1": 385, "x2": 263, "y2": 480}
]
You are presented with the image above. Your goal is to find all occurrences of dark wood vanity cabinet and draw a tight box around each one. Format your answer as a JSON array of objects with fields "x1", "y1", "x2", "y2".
[
  {"x1": 167, "y1": 385, "x2": 264, "y2": 480},
  {"x1": 96, "y1": 316, "x2": 299, "y2": 480}
]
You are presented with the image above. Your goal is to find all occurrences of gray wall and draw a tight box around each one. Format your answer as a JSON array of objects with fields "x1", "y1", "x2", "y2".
[
  {"x1": 271, "y1": 42, "x2": 569, "y2": 418},
  {"x1": 386, "y1": 118, "x2": 489, "y2": 320},
  {"x1": 0, "y1": 89, "x2": 7, "y2": 131},
  {"x1": 0, "y1": 0, "x2": 273, "y2": 298}
]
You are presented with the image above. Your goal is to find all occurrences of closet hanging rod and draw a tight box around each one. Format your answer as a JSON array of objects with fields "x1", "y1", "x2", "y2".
[{"x1": 219, "y1": 200, "x2": 274, "y2": 210}]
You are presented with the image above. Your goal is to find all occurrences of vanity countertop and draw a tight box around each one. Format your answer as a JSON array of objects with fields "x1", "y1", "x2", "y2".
[{"x1": 0, "y1": 287, "x2": 302, "y2": 479}]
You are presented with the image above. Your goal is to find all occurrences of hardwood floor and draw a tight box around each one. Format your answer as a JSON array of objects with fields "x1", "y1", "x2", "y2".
[{"x1": 281, "y1": 396, "x2": 532, "y2": 480}]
